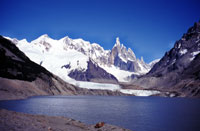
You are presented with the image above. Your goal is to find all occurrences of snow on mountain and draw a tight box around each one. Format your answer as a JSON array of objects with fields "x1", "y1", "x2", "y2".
[
  {"x1": 108, "y1": 37, "x2": 151, "y2": 75},
  {"x1": 60, "y1": 36, "x2": 110, "y2": 66},
  {"x1": 149, "y1": 59, "x2": 160, "y2": 68},
  {"x1": 8, "y1": 35, "x2": 89, "y2": 84},
  {"x1": 99, "y1": 65, "x2": 139, "y2": 82},
  {"x1": 111, "y1": 37, "x2": 136, "y2": 63},
  {"x1": 132, "y1": 21, "x2": 200, "y2": 97},
  {"x1": 4, "y1": 35, "x2": 152, "y2": 83}
]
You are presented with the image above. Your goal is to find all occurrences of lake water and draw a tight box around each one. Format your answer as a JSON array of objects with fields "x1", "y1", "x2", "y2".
[{"x1": 0, "y1": 96, "x2": 200, "y2": 131}]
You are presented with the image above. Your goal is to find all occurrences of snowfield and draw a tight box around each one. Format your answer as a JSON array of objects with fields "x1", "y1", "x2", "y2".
[
  {"x1": 70, "y1": 80, "x2": 160, "y2": 96},
  {"x1": 120, "y1": 89, "x2": 160, "y2": 96},
  {"x1": 99, "y1": 65, "x2": 138, "y2": 82},
  {"x1": 71, "y1": 81, "x2": 121, "y2": 91}
]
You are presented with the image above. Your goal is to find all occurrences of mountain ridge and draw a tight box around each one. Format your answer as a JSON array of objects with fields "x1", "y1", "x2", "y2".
[
  {"x1": 5, "y1": 35, "x2": 157, "y2": 83},
  {"x1": 0, "y1": 36, "x2": 127, "y2": 100},
  {"x1": 131, "y1": 21, "x2": 200, "y2": 97}
]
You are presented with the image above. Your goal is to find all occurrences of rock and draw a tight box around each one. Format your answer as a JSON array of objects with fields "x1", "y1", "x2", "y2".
[
  {"x1": 95, "y1": 122, "x2": 105, "y2": 128},
  {"x1": 132, "y1": 21, "x2": 200, "y2": 97},
  {"x1": 0, "y1": 109, "x2": 130, "y2": 131},
  {"x1": 68, "y1": 59, "x2": 118, "y2": 83},
  {"x1": 48, "y1": 126, "x2": 52, "y2": 131}
]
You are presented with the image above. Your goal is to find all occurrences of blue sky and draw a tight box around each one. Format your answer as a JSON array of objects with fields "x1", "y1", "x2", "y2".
[{"x1": 0, "y1": 0, "x2": 200, "y2": 63}]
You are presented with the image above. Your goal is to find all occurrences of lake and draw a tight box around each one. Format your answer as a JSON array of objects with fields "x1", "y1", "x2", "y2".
[{"x1": 0, "y1": 96, "x2": 200, "y2": 131}]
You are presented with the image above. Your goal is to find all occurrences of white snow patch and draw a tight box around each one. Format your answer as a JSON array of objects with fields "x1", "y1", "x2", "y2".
[
  {"x1": 192, "y1": 50, "x2": 200, "y2": 56},
  {"x1": 137, "y1": 60, "x2": 150, "y2": 74},
  {"x1": 178, "y1": 43, "x2": 181, "y2": 48},
  {"x1": 3, "y1": 36, "x2": 12, "y2": 41},
  {"x1": 71, "y1": 81, "x2": 121, "y2": 91},
  {"x1": 118, "y1": 54, "x2": 127, "y2": 63},
  {"x1": 120, "y1": 89, "x2": 160, "y2": 96},
  {"x1": 179, "y1": 49, "x2": 187, "y2": 55},
  {"x1": 196, "y1": 39, "x2": 200, "y2": 43},
  {"x1": 149, "y1": 59, "x2": 160, "y2": 67},
  {"x1": 171, "y1": 59, "x2": 176, "y2": 65},
  {"x1": 190, "y1": 50, "x2": 200, "y2": 61},
  {"x1": 99, "y1": 65, "x2": 138, "y2": 82}
]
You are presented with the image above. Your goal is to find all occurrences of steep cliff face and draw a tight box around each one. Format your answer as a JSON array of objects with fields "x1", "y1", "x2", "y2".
[
  {"x1": 68, "y1": 59, "x2": 118, "y2": 83},
  {"x1": 148, "y1": 22, "x2": 200, "y2": 77},
  {"x1": 109, "y1": 37, "x2": 150, "y2": 73},
  {"x1": 132, "y1": 21, "x2": 200, "y2": 97}
]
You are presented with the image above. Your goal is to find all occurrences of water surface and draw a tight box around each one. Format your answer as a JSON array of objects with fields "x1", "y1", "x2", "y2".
[{"x1": 0, "y1": 96, "x2": 200, "y2": 131}]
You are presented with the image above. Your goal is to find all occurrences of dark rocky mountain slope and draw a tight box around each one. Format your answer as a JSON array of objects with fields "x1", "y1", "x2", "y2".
[
  {"x1": 0, "y1": 35, "x2": 53, "y2": 82},
  {"x1": 132, "y1": 21, "x2": 200, "y2": 97},
  {"x1": 69, "y1": 59, "x2": 118, "y2": 83}
]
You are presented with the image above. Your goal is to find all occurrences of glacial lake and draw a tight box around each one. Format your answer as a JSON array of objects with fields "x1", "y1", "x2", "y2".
[{"x1": 0, "y1": 96, "x2": 200, "y2": 131}]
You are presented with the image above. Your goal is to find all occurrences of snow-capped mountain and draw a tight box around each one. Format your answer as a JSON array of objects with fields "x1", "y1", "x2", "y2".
[
  {"x1": 108, "y1": 37, "x2": 150, "y2": 73},
  {"x1": 5, "y1": 35, "x2": 154, "y2": 83}
]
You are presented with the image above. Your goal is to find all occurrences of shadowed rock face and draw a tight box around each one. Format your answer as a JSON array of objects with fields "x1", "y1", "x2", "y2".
[
  {"x1": 69, "y1": 60, "x2": 118, "y2": 83},
  {"x1": 148, "y1": 21, "x2": 200, "y2": 77},
  {"x1": 0, "y1": 36, "x2": 53, "y2": 82},
  {"x1": 132, "y1": 21, "x2": 200, "y2": 97}
]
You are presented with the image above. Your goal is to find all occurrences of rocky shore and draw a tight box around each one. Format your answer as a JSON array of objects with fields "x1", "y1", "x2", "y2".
[{"x1": 0, "y1": 108, "x2": 130, "y2": 131}]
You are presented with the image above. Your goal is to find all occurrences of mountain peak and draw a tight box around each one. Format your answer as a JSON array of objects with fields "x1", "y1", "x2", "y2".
[
  {"x1": 114, "y1": 37, "x2": 121, "y2": 47},
  {"x1": 116, "y1": 37, "x2": 120, "y2": 43},
  {"x1": 60, "y1": 36, "x2": 71, "y2": 44},
  {"x1": 62, "y1": 36, "x2": 69, "y2": 39},
  {"x1": 141, "y1": 56, "x2": 144, "y2": 62},
  {"x1": 40, "y1": 34, "x2": 49, "y2": 38},
  {"x1": 19, "y1": 39, "x2": 28, "y2": 44},
  {"x1": 34, "y1": 34, "x2": 49, "y2": 41}
]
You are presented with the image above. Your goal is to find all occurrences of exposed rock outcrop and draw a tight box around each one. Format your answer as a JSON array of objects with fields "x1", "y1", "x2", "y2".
[
  {"x1": 109, "y1": 37, "x2": 150, "y2": 73},
  {"x1": 68, "y1": 59, "x2": 118, "y2": 83},
  {"x1": 132, "y1": 21, "x2": 200, "y2": 97}
]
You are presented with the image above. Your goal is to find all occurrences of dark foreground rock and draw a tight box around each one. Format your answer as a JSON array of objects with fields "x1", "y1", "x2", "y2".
[{"x1": 0, "y1": 109, "x2": 131, "y2": 131}]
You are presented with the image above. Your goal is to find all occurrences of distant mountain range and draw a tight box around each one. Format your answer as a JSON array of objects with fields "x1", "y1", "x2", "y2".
[
  {"x1": 5, "y1": 35, "x2": 156, "y2": 83},
  {"x1": 2, "y1": 21, "x2": 200, "y2": 97}
]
